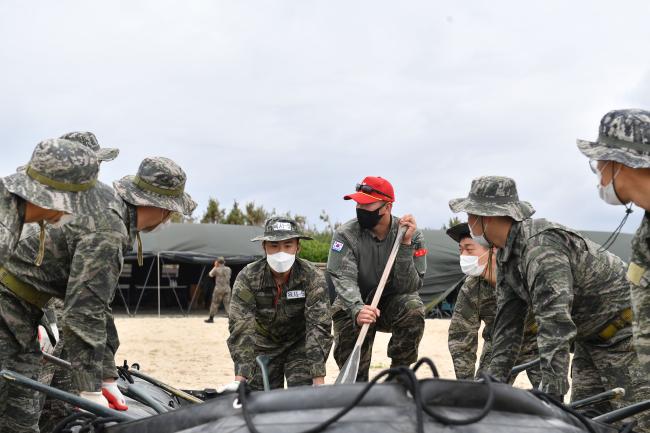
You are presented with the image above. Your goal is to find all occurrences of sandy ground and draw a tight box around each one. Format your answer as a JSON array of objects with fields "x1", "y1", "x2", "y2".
[{"x1": 114, "y1": 315, "x2": 532, "y2": 390}]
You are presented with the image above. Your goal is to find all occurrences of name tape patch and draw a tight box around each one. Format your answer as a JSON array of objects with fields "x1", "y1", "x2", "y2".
[
  {"x1": 332, "y1": 241, "x2": 344, "y2": 252},
  {"x1": 272, "y1": 222, "x2": 292, "y2": 231},
  {"x1": 286, "y1": 290, "x2": 305, "y2": 299}
]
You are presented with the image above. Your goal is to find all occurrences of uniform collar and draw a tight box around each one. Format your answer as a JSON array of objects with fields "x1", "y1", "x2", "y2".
[{"x1": 498, "y1": 220, "x2": 522, "y2": 263}]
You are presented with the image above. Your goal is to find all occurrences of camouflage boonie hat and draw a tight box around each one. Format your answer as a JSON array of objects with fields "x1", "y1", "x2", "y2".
[
  {"x1": 216, "y1": 256, "x2": 226, "y2": 264},
  {"x1": 3, "y1": 138, "x2": 99, "y2": 214},
  {"x1": 113, "y1": 157, "x2": 197, "y2": 215},
  {"x1": 59, "y1": 131, "x2": 119, "y2": 162},
  {"x1": 251, "y1": 217, "x2": 313, "y2": 242},
  {"x1": 446, "y1": 222, "x2": 471, "y2": 244},
  {"x1": 577, "y1": 109, "x2": 650, "y2": 169},
  {"x1": 449, "y1": 176, "x2": 535, "y2": 222}
]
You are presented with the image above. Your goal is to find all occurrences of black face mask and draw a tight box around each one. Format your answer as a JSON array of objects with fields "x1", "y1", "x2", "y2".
[{"x1": 356, "y1": 204, "x2": 385, "y2": 230}]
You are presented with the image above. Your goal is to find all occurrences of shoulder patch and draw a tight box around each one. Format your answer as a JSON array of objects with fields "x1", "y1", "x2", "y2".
[
  {"x1": 414, "y1": 248, "x2": 428, "y2": 257},
  {"x1": 628, "y1": 262, "x2": 646, "y2": 285},
  {"x1": 331, "y1": 241, "x2": 344, "y2": 252},
  {"x1": 237, "y1": 287, "x2": 255, "y2": 304}
]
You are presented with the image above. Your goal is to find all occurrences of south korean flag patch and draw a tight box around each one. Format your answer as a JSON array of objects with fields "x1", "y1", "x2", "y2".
[{"x1": 331, "y1": 240, "x2": 344, "y2": 252}]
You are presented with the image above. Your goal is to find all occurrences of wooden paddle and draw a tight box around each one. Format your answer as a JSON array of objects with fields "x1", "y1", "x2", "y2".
[{"x1": 335, "y1": 225, "x2": 407, "y2": 384}]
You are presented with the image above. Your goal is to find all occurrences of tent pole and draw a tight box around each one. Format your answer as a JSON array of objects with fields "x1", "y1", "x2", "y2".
[
  {"x1": 187, "y1": 265, "x2": 206, "y2": 314},
  {"x1": 157, "y1": 253, "x2": 161, "y2": 318}
]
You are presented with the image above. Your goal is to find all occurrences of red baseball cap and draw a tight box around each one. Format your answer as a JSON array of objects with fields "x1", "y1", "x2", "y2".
[{"x1": 344, "y1": 176, "x2": 395, "y2": 204}]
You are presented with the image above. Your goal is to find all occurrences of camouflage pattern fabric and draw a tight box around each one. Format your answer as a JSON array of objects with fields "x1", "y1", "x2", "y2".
[
  {"x1": 332, "y1": 293, "x2": 424, "y2": 382},
  {"x1": 209, "y1": 265, "x2": 232, "y2": 315},
  {"x1": 113, "y1": 157, "x2": 197, "y2": 215},
  {"x1": 487, "y1": 218, "x2": 650, "y2": 430},
  {"x1": 449, "y1": 176, "x2": 535, "y2": 222},
  {"x1": 227, "y1": 257, "x2": 332, "y2": 390},
  {"x1": 0, "y1": 287, "x2": 43, "y2": 433},
  {"x1": 448, "y1": 275, "x2": 540, "y2": 386},
  {"x1": 577, "y1": 109, "x2": 650, "y2": 169},
  {"x1": 58, "y1": 131, "x2": 119, "y2": 162},
  {"x1": 0, "y1": 182, "x2": 133, "y2": 432},
  {"x1": 629, "y1": 212, "x2": 650, "y2": 375},
  {"x1": 570, "y1": 333, "x2": 650, "y2": 425},
  {"x1": 0, "y1": 180, "x2": 26, "y2": 265},
  {"x1": 3, "y1": 138, "x2": 99, "y2": 215},
  {"x1": 251, "y1": 216, "x2": 313, "y2": 242},
  {"x1": 326, "y1": 216, "x2": 427, "y2": 321},
  {"x1": 327, "y1": 216, "x2": 426, "y2": 381}
]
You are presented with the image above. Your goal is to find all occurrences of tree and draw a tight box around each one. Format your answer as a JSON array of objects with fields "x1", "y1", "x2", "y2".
[
  {"x1": 224, "y1": 200, "x2": 246, "y2": 225},
  {"x1": 441, "y1": 216, "x2": 462, "y2": 230},
  {"x1": 244, "y1": 202, "x2": 269, "y2": 226},
  {"x1": 170, "y1": 211, "x2": 195, "y2": 223},
  {"x1": 200, "y1": 197, "x2": 226, "y2": 224}
]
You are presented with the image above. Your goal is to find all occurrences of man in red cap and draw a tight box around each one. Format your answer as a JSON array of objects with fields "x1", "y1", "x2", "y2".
[{"x1": 327, "y1": 176, "x2": 427, "y2": 381}]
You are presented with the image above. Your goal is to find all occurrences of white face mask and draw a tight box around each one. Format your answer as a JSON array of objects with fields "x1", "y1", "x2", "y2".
[
  {"x1": 594, "y1": 162, "x2": 624, "y2": 206},
  {"x1": 267, "y1": 251, "x2": 296, "y2": 273},
  {"x1": 469, "y1": 218, "x2": 490, "y2": 248},
  {"x1": 459, "y1": 251, "x2": 487, "y2": 276},
  {"x1": 50, "y1": 214, "x2": 74, "y2": 229}
]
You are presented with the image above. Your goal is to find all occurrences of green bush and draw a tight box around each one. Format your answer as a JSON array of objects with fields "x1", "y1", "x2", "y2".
[{"x1": 298, "y1": 232, "x2": 332, "y2": 263}]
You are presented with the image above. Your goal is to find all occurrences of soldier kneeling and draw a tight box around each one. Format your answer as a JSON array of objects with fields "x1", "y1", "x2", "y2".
[{"x1": 226, "y1": 217, "x2": 333, "y2": 390}]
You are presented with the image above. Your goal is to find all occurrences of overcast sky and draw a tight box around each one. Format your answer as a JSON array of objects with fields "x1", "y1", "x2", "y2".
[{"x1": 1, "y1": 1, "x2": 649, "y2": 232}]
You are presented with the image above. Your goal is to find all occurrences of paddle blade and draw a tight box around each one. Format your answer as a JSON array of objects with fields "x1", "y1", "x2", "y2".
[{"x1": 335, "y1": 345, "x2": 361, "y2": 384}]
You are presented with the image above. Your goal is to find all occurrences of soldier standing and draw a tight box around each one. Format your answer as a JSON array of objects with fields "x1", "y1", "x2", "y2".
[
  {"x1": 1, "y1": 150, "x2": 196, "y2": 432},
  {"x1": 205, "y1": 256, "x2": 232, "y2": 322},
  {"x1": 446, "y1": 223, "x2": 540, "y2": 386},
  {"x1": 227, "y1": 217, "x2": 332, "y2": 390},
  {"x1": 450, "y1": 176, "x2": 650, "y2": 430},
  {"x1": 577, "y1": 109, "x2": 650, "y2": 375},
  {"x1": 327, "y1": 176, "x2": 426, "y2": 382},
  {"x1": 0, "y1": 139, "x2": 101, "y2": 433}
]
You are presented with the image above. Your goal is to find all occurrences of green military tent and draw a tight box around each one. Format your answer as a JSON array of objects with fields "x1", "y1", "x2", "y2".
[{"x1": 115, "y1": 223, "x2": 634, "y2": 316}]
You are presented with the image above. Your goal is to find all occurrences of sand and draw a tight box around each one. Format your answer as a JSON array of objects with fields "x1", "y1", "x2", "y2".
[{"x1": 114, "y1": 315, "x2": 532, "y2": 390}]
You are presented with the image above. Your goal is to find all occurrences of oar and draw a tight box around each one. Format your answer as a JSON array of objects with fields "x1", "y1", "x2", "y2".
[
  {"x1": 570, "y1": 388, "x2": 625, "y2": 410},
  {"x1": 256, "y1": 355, "x2": 272, "y2": 392},
  {"x1": 335, "y1": 225, "x2": 407, "y2": 384}
]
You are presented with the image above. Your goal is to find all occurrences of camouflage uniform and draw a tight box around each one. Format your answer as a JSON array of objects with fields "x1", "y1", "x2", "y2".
[
  {"x1": 450, "y1": 176, "x2": 650, "y2": 431},
  {"x1": 448, "y1": 275, "x2": 540, "y2": 387},
  {"x1": 327, "y1": 216, "x2": 427, "y2": 382},
  {"x1": 228, "y1": 217, "x2": 333, "y2": 390},
  {"x1": 8, "y1": 152, "x2": 196, "y2": 432},
  {"x1": 577, "y1": 109, "x2": 650, "y2": 376},
  {"x1": 0, "y1": 139, "x2": 101, "y2": 433},
  {"x1": 209, "y1": 262, "x2": 232, "y2": 315}
]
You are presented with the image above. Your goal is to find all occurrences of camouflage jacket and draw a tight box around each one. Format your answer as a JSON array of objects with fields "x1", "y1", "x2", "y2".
[
  {"x1": 227, "y1": 257, "x2": 333, "y2": 379},
  {"x1": 1, "y1": 181, "x2": 136, "y2": 391},
  {"x1": 0, "y1": 179, "x2": 25, "y2": 265},
  {"x1": 628, "y1": 212, "x2": 650, "y2": 369},
  {"x1": 488, "y1": 218, "x2": 630, "y2": 395},
  {"x1": 449, "y1": 275, "x2": 539, "y2": 380},
  {"x1": 326, "y1": 216, "x2": 427, "y2": 321},
  {"x1": 209, "y1": 265, "x2": 232, "y2": 291}
]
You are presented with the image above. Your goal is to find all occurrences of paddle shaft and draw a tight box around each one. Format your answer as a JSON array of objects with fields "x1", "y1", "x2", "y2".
[{"x1": 351, "y1": 226, "x2": 408, "y2": 356}]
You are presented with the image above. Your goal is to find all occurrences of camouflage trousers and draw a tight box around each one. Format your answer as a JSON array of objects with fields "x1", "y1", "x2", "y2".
[
  {"x1": 513, "y1": 332, "x2": 542, "y2": 389},
  {"x1": 39, "y1": 313, "x2": 120, "y2": 433},
  {"x1": 0, "y1": 286, "x2": 43, "y2": 433},
  {"x1": 209, "y1": 286, "x2": 231, "y2": 316},
  {"x1": 630, "y1": 281, "x2": 650, "y2": 375},
  {"x1": 332, "y1": 293, "x2": 425, "y2": 382},
  {"x1": 247, "y1": 335, "x2": 313, "y2": 391},
  {"x1": 571, "y1": 334, "x2": 650, "y2": 432}
]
